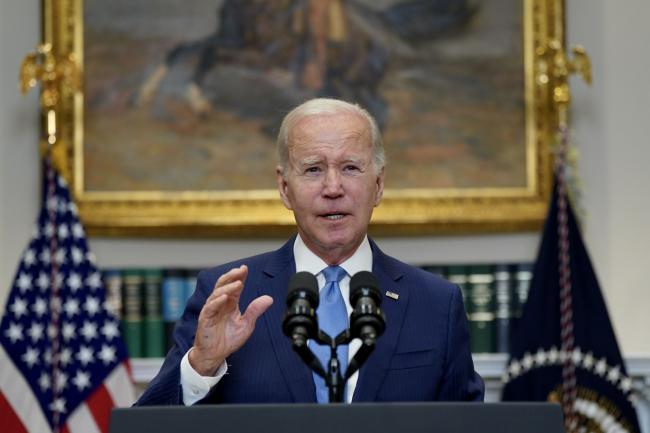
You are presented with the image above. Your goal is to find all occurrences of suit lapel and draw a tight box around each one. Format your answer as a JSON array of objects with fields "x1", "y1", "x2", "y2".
[
  {"x1": 259, "y1": 237, "x2": 316, "y2": 403},
  {"x1": 352, "y1": 240, "x2": 409, "y2": 402}
]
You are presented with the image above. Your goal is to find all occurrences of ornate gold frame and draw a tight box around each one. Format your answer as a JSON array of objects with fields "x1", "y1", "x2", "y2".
[{"x1": 39, "y1": 0, "x2": 567, "y2": 237}]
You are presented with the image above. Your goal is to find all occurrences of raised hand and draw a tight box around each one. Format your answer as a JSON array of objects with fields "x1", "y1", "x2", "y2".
[{"x1": 188, "y1": 265, "x2": 273, "y2": 376}]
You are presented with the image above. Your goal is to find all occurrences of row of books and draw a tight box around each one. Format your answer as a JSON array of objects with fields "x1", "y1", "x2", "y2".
[
  {"x1": 420, "y1": 263, "x2": 533, "y2": 354},
  {"x1": 103, "y1": 263, "x2": 533, "y2": 359}
]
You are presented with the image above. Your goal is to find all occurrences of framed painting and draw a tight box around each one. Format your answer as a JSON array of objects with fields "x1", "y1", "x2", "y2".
[{"x1": 45, "y1": 0, "x2": 563, "y2": 236}]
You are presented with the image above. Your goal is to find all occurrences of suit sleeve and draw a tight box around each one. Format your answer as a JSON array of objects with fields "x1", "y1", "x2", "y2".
[
  {"x1": 134, "y1": 271, "x2": 211, "y2": 406},
  {"x1": 437, "y1": 285, "x2": 485, "y2": 401}
]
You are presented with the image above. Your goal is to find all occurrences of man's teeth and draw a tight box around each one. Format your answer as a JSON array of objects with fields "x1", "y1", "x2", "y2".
[{"x1": 325, "y1": 214, "x2": 344, "y2": 220}]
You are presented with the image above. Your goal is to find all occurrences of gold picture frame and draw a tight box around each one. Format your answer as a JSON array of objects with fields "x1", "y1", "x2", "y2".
[{"x1": 43, "y1": 0, "x2": 565, "y2": 237}]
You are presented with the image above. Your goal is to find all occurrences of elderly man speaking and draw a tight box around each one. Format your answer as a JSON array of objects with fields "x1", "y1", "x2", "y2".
[{"x1": 136, "y1": 98, "x2": 484, "y2": 405}]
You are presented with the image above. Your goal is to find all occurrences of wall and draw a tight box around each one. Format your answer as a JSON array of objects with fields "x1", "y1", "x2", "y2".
[{"x1": 1, "y1": 0, "x2": 649, "y2": 358}]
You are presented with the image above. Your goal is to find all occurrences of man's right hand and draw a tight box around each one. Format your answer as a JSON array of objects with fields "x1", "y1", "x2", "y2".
[{"x1": 188, "y1": 265, "x2": 274, "y2": 376}]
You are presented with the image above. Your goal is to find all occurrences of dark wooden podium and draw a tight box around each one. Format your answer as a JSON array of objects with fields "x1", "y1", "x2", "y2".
[{"x1": 110, "y1": 402, "x2": 564, "y2": 433}]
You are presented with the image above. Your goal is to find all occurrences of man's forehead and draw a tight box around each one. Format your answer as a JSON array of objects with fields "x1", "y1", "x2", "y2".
[{"x1": 288, "y1": 113, "x2": 371, "y2": 146}]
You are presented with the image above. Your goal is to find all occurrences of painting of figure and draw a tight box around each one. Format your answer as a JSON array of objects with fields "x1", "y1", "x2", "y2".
[{"x1": 84, "y1": 0, "x2": 525, "y2": 192}]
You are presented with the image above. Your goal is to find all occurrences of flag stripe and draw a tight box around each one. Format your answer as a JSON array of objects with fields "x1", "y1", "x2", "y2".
[
  {"x1": 105, "y1": 362, "x2": 136, "y2": 407},
  {"x1": 66, "y1": 402, "x2": 101, "y2": 433},
  {"x1": 0, "y1": 391, "x2": 28, "y2": 433},
  {"x1": 86, "y1": 384, "x2": 113, "y2": 433},
  {"x1": 0, "y1": 345, "x2": 51, "y2": 433}
]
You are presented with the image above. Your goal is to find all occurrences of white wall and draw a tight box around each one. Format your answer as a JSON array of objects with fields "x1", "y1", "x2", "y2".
[{"x1": 1, "y1": 0, "x2": 649, "y2": 354}]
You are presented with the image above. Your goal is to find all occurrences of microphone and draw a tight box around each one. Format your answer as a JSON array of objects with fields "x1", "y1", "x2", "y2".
[
  {"x1": 282, "y1": 271, "x2": 319, "y2": 348},
  {"x1": 349, "y1": 271, "x2": 386, "y2": 344}
]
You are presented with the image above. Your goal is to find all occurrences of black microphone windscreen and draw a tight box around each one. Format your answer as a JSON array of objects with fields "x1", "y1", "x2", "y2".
[
  {"x1": 349, "y1": 271, "x2": 381, "y2": 304},
  {"x1": 286, "y1": 271, "x2": 319, "y2": 304}
]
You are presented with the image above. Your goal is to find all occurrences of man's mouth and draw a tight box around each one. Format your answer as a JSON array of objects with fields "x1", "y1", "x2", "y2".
[{"x1": 321, "y1": 213, "x2": 347, "y2": 221}]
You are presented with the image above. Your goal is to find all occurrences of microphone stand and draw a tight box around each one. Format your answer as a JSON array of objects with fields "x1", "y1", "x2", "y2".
[{"x1": 290, "y1": 329, "x2": 379, "y2": 403}]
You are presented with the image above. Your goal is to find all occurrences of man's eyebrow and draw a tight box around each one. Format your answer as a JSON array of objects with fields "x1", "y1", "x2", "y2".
[{"x1": 298, "y1": 156, "x2": 323, "y2": 166}]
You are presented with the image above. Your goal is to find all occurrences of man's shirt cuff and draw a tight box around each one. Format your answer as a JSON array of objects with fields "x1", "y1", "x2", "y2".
[{"x1": 180, "y1": 348, "x2": 227, "y2": 406}]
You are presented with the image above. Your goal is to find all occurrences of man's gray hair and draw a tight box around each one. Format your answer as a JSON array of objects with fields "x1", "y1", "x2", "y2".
[{"x1": 276, "y1": 98, "x2": 385, "y2": 177}]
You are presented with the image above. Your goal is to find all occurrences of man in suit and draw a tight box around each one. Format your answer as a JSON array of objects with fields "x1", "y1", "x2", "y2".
[{"x1": 136, "y1": 98, "x2": 484, "y2": 405}]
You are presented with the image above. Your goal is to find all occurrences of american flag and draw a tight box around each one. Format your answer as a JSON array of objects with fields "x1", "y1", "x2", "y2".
[{"x1": 0, "y1": 162, "x2": 135, "y2": 433}]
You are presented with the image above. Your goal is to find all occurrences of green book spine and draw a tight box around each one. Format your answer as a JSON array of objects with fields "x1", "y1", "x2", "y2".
[
  {"x1": 143, "y1": 269, "x2": 165, "y2": 358},
  {"x1": 447, "y1": 265, "x2": 469, "y2": 314},
  {"x1": 494, "y1": 264, "x2": 514, "y2": 353},
  {"x1": 122, "y1": 269, "x2": 144, "y2": 358},
  {"x1": 512, "y1": 263, "x2": 533, "y2": 335},
  {"x1": 467, "y1": 265, "x2": 496, "y2": 353}
]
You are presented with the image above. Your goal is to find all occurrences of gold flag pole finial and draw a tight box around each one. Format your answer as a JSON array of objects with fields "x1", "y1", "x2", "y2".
[{"x1": 19, "y1": 43, "x2": 81, "y2": 178}]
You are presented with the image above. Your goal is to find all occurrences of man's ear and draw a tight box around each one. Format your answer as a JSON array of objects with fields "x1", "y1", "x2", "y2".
[
  {"x1": 276, "y1": 166, "x2": 293, "y2": 210},
  {"x1": 374, "y1": 166, "x2": 385, "y2": 207}
]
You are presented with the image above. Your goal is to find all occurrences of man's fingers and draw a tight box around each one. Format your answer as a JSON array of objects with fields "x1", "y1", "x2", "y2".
[
  {"x1": 215, "y1": 264, "x2": 248, "y2": 287},
  {"x1": 206, "y1": 279, "x2": 244, "y2": 303},
  {"x1": 200, "y1": 293, "x2": 230, "y2": 321},
  {"x1": 241, "y1": 295, "x2": 274, "y2": 325}
]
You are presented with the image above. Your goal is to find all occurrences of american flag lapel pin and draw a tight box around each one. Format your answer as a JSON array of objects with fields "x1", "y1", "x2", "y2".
[{"x1": 385, "y1": 290, "x2": 399, "y2": 300}]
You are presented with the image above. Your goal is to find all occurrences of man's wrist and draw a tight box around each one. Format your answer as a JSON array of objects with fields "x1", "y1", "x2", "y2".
[{"x1": 188, "y1": 347, "x2": 224, "y2": 377}]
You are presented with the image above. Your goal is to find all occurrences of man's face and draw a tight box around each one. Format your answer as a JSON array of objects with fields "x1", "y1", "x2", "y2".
[{"x1": 277, "y1": 112, "x2": 384, "y2": 264}]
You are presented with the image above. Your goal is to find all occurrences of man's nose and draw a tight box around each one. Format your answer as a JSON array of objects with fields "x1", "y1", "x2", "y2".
[{"x1": 322, "y1": 168, "x2": 344, "y2": 197}]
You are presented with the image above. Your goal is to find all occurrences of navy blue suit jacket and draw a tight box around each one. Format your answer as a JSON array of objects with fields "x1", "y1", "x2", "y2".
[{"x1": 136, "y1": 237, "x2": 484, "y2": 404}]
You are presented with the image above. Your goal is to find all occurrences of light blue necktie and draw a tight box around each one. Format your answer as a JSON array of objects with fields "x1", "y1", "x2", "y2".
[{"x1": 310, "y1": 266, "x2": 348, "y2": 403}]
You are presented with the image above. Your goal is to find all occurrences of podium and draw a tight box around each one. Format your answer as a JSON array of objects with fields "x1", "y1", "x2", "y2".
[{"x1": 109, "y1": 402, "x2": 564, "y2": 433}]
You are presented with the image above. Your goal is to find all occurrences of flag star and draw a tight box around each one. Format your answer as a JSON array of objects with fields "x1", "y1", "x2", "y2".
[
  {"x1": 55, "y1": 372, "x2": 68, "y2": 392},
  {"x1": 80, "y1": 321, "x2": 98, "y2": 340},
  {"x1": 44, "y1": 222, "x2": 55, "y2": 238},
  {"x1": 72, "y1": 371, "x2": 91, "y2": 391},
  {"x1": 71, "y1": 247, "x2": 84, "y2": 265},
  {"x1": 9, "y1": 297, "x2": 28, "y2": 318},
  {"x1": 37, "y1": 272, "x2": 50, "y2": 291},
  {"x1": 24, "y1": 249, "x2": 36, "y2": 266},
  {"x1": 534, "y1": 349, "x2": 547, "y2": 366},
  {"x1": 44, "y1": 348, "x2": 52, "y2": 365},
  {"x1": 72, "y1": 223, "x2": 85, "y2": 239},
  {"x1": 58, "y1": 224, "x2": 69, "y2": 240},
  {"x1": 59, "y1": 347, "x2": 72, "y2": 366},
  {"x1": 102, "y1": 321, "x2": 120, "y2": 340},
  {"x1": 16, "y1": 272, "x2": 32, "y2": 292},
  {"x1": 98, "y1": 344, "x2": 117, "y2": 365},
  {"x1": 620, "y1": 377, "x2": 633, "y2": 393},
  {"x1": 55, "y1": 273, "x2": 64, "y2": 289},
  {"x1": 38, "y1": 373, "x2": 51, "y2": 391},
  {"x1": 84, "y1": 297, "x2": 101, "y2": 316},
  {"x1": 33, "y1": 298, "x2": 48, "y2": 317},
  {"x1": 22, "y1": 347, "x2": 40, "y2": 368},
  {"x1": 86, "y1": 251, "x2": 96, "y2": 265},
  {"x1": 40, "y1": 249, "x2": 51, "y2": 264},
  {"x1": 522, "y1": 353, "x2": 534, "y2": 370},
  {"x1": 86, "y1": 272, "x2": 102, "y2": 290},
  {"x1": 4, "y1": 322, "x2": 23, "y2": 343},
  {"x1": 49, "y1": 397, "x2": 66, "y2": 415},
  {"x1": 57, "y1": 175, "x2": 68, "y2": 188},
  {"x1": 572, "y1": 347, "x2": 583, "y2": 365},
  {"x1": 595, "y1": 358, "x2": 608, "y2": 376},
  {"x1": 77, "y1": 345, "x2": 95, "y2": 366},
  {"x1": 67, "y1": 272, "x2": 83, "y2": 292},
  {"x1": 62, "y1": 322, "x2": 76, "y2": 341},
  {"x1": 68, "y1": 202, "x2": 78, "y2": 217},
  {"x1": 27, "y1": 322, "x2": 45, "y2": 342},
  {"x1": 548, "y1": 347, "x2": 559, "y2": 364},
  {"x1": 508, "y1": 360, "x2": 522, "y2": 377},
  {"x1": 607, "y1": 366, "x2": 621, "y2": 384},
  {"x1": 55, "y1": 248, "x2": 67, "y2": 265},
  {"x1": 63, "y1": 298, "x2": 80, "y2": 317},
  {"x1": 583, "y1": 352, "x2": 595, "y2": 370}
]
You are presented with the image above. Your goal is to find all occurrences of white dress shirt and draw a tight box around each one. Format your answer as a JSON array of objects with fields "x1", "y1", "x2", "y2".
[{"x1": 179, "y1": 235, "x2": 372, "y2": 405}]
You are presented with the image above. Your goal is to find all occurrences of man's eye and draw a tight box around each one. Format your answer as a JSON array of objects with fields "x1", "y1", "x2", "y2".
[
  {"x1": 305, "y1": 166, "x2": 321, "y2": 174},
  {"x1": 344, "y1": 165, "x2": 360, "y2": 172}
]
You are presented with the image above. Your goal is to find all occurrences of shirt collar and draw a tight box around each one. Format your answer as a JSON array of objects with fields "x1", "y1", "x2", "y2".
[{"x1": 293, "y1": 234, "x2": 372, "y2": 278}]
